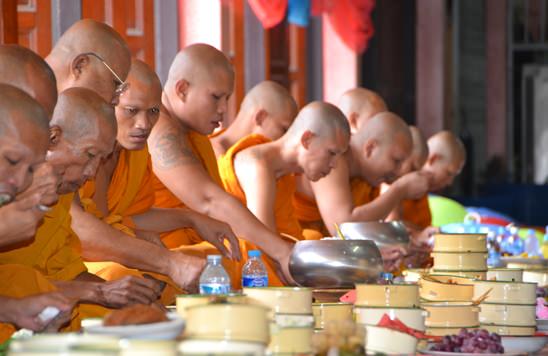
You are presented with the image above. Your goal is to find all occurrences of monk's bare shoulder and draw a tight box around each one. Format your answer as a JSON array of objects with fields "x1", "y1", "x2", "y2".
[
  {"x1": 148, "y1": 112, "x2": 198, "y2": 170},
  {"x1": 234, "y1": 146, "x2": 274, "y2": 183}
]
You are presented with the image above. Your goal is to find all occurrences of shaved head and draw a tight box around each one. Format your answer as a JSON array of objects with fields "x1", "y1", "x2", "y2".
[
  {"x1": 424, "y1": 130, "x2": 466, "y2": 191},
  {"x1": 115, "y1": 59, "x2": 162, "y2": 150},
  {"x1": 0, "y1": 45, "x2": 57, "y2": 118},
  {"x1": 352, "y1": 112, "x2": 412, "y2": 185},
  {"x1": 338, "y1": 88, "x2": 388, "y2": 133},
  {"x1": 0, "y1": 84, "x2": 50, "y2": 201},
  {"x1": 285, "y1": 101, "x2": 350, "y2": 140},
  {"x1": 48, "y1": 87, "x2": 117, "y2": 194},
  {"x1": 163, "y1": 43, "x2": 235, "y2": 135},
  {"x1": 46, "y1": 19, "x2": 131, "y2": 104}
]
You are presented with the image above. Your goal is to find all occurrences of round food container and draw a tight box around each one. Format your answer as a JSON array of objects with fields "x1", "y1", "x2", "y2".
[
  {"x1": 355, "y1": 283, "x2": 420, "y2": 308},
  {"x1": 312, "y1": 303, "x2": 353, "y2": 329},
  {"x1": 119, "y1": 340, "x2": 177, "y2": 356},
  {"x1": 402, "y1": 269, "x2": 428, "y2": 283},
  {"x1": 243, "y1": 287, "x2": 312, "y2": 316},
  {"x1": 419, "y1": 275, "x2": 474, "y2": 302},
  {"x1": 178, "y1": 339, "x2": 265, "y2": 356},
  {"x1": 431, "y1": 251, "x2": 487, "y2": 271},
  {"x1": 473, "y1": 280, "x2": 537, "y2": 305},
  {"x1": 354, "y1": 306, "x2": 427, "y2": 331},
  {"x1": 481, "y1": 324, "x2": 536, "y2": 336},
  {"x1": 487, "y1": 268, "x2": 523, "y2": 282},
  {"x1": 422, "y1": 302, "x2": 480, "y2": 328},
  {"x1": 523, "y1": 269, "x2": 548, "y2": 287},
  {"x1": 479, "y1": 303, "x2": 536, "y2": 326},
  {"x1": 426, "y1": 326, "x2": 479, "y2": 336},
  {"x1": 185, "y1": 303, "x2": 270, "y2": 344},
  {"x1": 431, "y1": 269, "x2": 487, "y2": 280},
  {"x1": 268, "y1": 324, "x2": 313, "y2": 354},
  {"x1": 176, "y1": 293, "x2": 247, "y2": 319},
  {"x1": 433, "y1": 233, "x2": 487, "y2": 252},
  {"x1": 365, "y1": 325, "x2": 418, "y2": 355}
]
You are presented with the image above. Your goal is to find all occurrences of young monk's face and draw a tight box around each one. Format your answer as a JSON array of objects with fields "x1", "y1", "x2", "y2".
[
  {"x1": 47, "y1": 124, "x2": 115, "y2": 194},
  {"x1": 181, "y1": 67, "x2": 234, "y2": 135},
  {"x1": 0, "y1": 124, "x2": 48, "y2": 204},
  {"x1": 424, "y1": 158, "x2": 464, "y2": 191},
  {"x1": 115, "y1": 80, "x2": 161, "y2": 151},
  {"x1": 364, "y1": 133, "x2": 409, "y2": 186},
  {"x1": 299, "y1": 129, "x2": 348, "y2": 182},
  {"x1": 255, "y1": 111, "x2": 293, "y2": 141}
]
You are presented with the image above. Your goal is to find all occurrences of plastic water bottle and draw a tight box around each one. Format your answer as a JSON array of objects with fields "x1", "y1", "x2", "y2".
[
  {"x1": 525, "y1": 229, "x2": 541, "y2": 257},
  {"x1": 199, "y1": 255, "x2": 231, "y2": 295},
  {"x1": 242, "y1": 250, "x2": 268, "y2": 287},
  {"x1": 541, "y1": 226, "x2": 548, "y2": 259}
]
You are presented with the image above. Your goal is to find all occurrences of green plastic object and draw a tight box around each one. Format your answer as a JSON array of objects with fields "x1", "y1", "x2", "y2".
[{"x1": 428, "y1": 195, "x2": 468, "y2": 227}]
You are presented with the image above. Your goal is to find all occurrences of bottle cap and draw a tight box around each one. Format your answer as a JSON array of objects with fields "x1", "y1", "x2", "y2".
[
  {"x1": 207, "y1": 255, "x2": 222, "y2": 262},
  {"x1": 248, "y1": 250, "x2": 261, "y2": 258}
]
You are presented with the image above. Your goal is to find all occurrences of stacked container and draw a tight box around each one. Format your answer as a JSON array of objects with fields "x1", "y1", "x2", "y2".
[
  {"x1": 244, "y1": 287, "x2": 314, "y2": 355},
  {"x1": 474, "y1": 279, "x2": 538, "y2": 336},
  {"x1": 430, "y1": 233, "x2": 488, "y2": 279}
]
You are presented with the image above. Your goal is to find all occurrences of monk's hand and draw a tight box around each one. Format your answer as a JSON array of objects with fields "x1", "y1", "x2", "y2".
[
  {"x1": 394, "y1": 171, "x2": 431, "y2": 200},
  {"x1": 4, "y1": 292, "x2": 74, "y2": 332},
  {"x1": 272, "y1": 240, "x2": 297, "y2": 286},
  {"x1": 97, "y1": 275, "x2": 163, "y2": 308},
  {"x1": 167, "y1": 252, "x2": 206, "y2": 293},
  {"x1": 0, "y1": 192, "x2": 46, "y2": 246},
  {"x1": 190, "y1": 215, "x2": 241, "y2": 261},
  {"x1": 16, "y1": 162, "x2": 60, "y2": 207},
  {"x1": 135, "y1": 230, "x2": 166, "y2": 248},
  {"x1": 380, "y1": 245, "x2": 407, "y2": 273}
]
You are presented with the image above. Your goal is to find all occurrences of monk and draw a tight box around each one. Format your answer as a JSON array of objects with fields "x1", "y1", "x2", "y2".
[
  {"x1": 293, "y1": 112, "x2": 430, "y2": 270},
  {"x1": 0, "y1": 88, "x2": 161, "y2": 325},
  {"x1": 74, "y1": 59, "x2": 240, "y2": 302},
  {"x1": 219, "y1": 101, "x2": 349, "y2": 240},
  {"x1": 0, "y1": 85, "x2": 73, "y2": 339},
  {"x1": 338, "y1": 87, "x2": 387, "y2": 134},
  {"x1": 210, "y1": 80, "x2": 298, "y2": 158},
  {"x1": 45, "y1": 19, "x2": 130, "y2": 106},
  {"x1": 423, "y1": 131, "x2": 466, "y2": 193},
  {"x1": 149, "y1": 43, "x2": 294, "y2": 284}
]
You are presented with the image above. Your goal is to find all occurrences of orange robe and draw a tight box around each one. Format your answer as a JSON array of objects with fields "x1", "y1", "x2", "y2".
[
  {"x1": 153, "y1": 131, "x2": 223, "y2": 249},
  {"x1": 401, "y1": 195, "x2": 432, "y2": 229},
  {"x1": 293, "y1": 178, "x2": 380, "y2": 239},
  {"x1": 217, "y1": 134, "x2": 302, "y2": 287},
  {"x1": 79, "y1": 147, "x2": 182, "y2": 305}
]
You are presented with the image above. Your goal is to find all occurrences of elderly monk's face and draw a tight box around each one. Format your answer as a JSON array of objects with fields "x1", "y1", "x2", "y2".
[
  {"x1": 182, "y1": 67, "x2": 234, "y2": 135},
  {"x1": 115, "y1": 80, "x2": 161, "y2": 151},
  {"x1": 299, "y1": 129, "x2": 348, "y2": 182},
  {"x1": 0, "y1": 124, "x2": 48, "y2": 204},
  {"x1": 47, "y1": 126, "x2": 115, "y2": 194},
  {"x1": 365, "y1": 133, "x2": 409, "y2": 186}
]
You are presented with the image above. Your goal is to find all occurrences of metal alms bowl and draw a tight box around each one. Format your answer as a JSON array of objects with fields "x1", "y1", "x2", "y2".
[
  {"x1": 339, "y1": 221, "x2": 409, "y2": 248},
  {"x1": 289, "y1": 239, "x2": 383, "y2": 289}
]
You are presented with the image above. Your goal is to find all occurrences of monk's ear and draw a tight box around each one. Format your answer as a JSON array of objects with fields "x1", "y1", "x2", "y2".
[
  {"x1": 254, "y1": 109, "x2": 268, "y2": 126},
  {"x1": 175, "y1": 79, "x2": 190, "y2": 102},
  {"x1": 427, "y1": 153, "x2": 440, "y2": 166},
  {"x1": 71, "y1": 53, "x2": 91, "y2": 80},
  {"x1": 301, "y1": 130, "x2": 315, "y2": 149},
  {"x1": 348, "y1": 112, "x2": 359, "y2": 130},
  {"x1": 363, "y1": 138, "x2": 377, "y2": 158},
  {"x1": 49, "y1": 125, "x2": 62, "y2": 148}
]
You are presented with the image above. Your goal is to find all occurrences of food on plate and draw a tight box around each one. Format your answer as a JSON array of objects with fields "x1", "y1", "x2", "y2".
[
  {"x1": 103, "y1": 304, "x2": 168, "y2": 326},
  {"x1": 430, "y1": 328, "x2": 504, "y2": 354}
]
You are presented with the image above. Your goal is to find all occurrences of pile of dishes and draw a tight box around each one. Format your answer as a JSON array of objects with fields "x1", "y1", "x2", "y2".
[
  {"x1": 353, "y1": 283, "x2": 421, "y2": 354},
  {"x1": 244, "y1": 287, "x2": 314, "y2": 355},
  {"x1": 474, "y1": 279, "x2": 538, "y2": 336},
  {"x1": 430, "y1": 233, "x2": 488, "y2": 279},
  {"x1": 312, "y1": 302, "x2": 353, "y2": 330}
]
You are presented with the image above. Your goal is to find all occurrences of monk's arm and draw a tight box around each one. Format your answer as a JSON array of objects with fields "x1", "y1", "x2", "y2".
[
  {"x1": 234, "y1": 154, "x2": 278, "y2": 233},
  {"x1": 131, "y1": 207, "x2": 204, "y2": 232},
  {"x1": 149, "y1": 129, "x2": 293, "y2": 270}
]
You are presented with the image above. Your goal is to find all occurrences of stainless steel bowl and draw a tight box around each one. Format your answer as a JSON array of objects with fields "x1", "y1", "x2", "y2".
[
  {"x1": 339, "y1": 221, "x2": 409, "y2": 248},
  {"x1": 289, "y1": 240, "x2": 383, "y2": 289}
]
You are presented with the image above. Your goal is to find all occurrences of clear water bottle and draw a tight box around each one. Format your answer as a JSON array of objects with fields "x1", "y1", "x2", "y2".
[
  {"x1": 242, "y1": 250, "x2": 268, "y2": 287},
  {"x1": 199, "y1": 255, "x2": 231, "y2": 295},
  {"x1": 525, "y1": 229, "x2": 541, "y2": 257}
]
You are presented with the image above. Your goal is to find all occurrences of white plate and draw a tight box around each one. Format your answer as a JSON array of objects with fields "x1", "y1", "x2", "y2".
[
  {"x1": 537, "y1": 319, "x2": 548, "y2": 332},
  {"x1": 501, "y1": 335, "x2": 548, "y2": 354},
  {"x1": 83, "y1": 312, "x2": 184, "y2": 340}
]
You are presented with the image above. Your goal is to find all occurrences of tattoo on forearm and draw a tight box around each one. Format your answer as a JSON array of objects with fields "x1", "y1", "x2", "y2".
[{"x1": 152, "y1": 132, "x2": 198, "y2": 169}]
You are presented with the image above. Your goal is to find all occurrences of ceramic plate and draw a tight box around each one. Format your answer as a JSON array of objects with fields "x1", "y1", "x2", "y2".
[
  {"x1": 501, "y1": 335, "x2": 548, "y2": 354},
  {"x1": 83, "y1": 312, "x2": 184, "y2": 340}
]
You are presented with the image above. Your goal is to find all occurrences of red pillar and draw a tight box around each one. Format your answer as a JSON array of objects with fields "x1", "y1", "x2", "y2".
[{"x1": 416, "y1": 0, "x2": 446, "y2": 138}]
